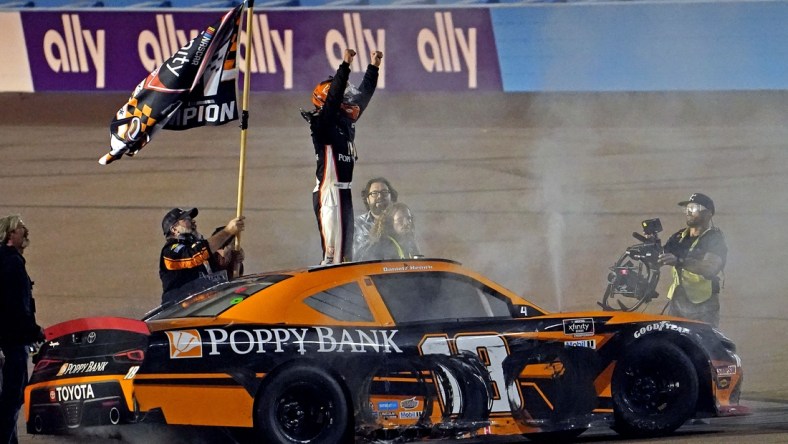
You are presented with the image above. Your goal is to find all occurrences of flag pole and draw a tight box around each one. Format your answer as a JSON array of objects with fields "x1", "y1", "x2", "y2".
[{"x1": 235, "y1": 0, "x2": 255, "y2": 252}]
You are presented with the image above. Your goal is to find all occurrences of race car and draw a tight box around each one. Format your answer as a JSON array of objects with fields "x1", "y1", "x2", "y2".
[{"x1": 25, "y1": 258, "x2": 747, "y2": 443}]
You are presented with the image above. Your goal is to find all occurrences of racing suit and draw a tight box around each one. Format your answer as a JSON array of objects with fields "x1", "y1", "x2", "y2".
[
  {"x1": 663, "y1": 226, "x2": 727, "y2": 327},
  {"x1": 307, "y1": 61, "x2": 379, "y2": 264},
  {"x1": 159, "y1": 234, "x2": 227, "y2": 305}
]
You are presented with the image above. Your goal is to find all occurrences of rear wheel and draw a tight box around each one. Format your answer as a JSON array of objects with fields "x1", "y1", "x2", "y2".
[
  {"x1": 612, "y1": 340, "x2": 698, "y2": 437},
  {"x1": 255, "y1": 365, "x2": 350, "y2": 444}
]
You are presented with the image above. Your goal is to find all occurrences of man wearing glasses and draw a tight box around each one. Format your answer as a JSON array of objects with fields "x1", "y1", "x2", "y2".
[
  {"x1": 658, "y1": 193, "x2": 727, "y2": 327},
  {"x1": 354, "y1": 177, "x2": 398, "y2": 260}
]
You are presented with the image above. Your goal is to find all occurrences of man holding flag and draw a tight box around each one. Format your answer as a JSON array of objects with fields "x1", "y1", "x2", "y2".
[{"x1": 100, "y1": 2, "x2": 244, "y2": 165}]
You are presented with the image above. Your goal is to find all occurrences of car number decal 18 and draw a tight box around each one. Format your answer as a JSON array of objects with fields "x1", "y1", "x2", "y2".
[{"x1": 419, "y1": 334, "x2": 522, "y2": 414}]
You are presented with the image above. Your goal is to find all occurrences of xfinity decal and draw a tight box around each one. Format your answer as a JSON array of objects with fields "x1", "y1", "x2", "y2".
[
  {"x1": 633, "y1": 321, "x2": 690, "y2": 338},
  {"x1": 166, "y1": 326, "x2": 402, "y2": 359},
  {"x1": 56, "y1": 361, "x2": 109, "y2": 376},
  {"x1": 50, "y1": 384, "x2": 95, "y2": 402},
  {"x1": 563, "y1": 318, "x2": 594, "y2": 337}
]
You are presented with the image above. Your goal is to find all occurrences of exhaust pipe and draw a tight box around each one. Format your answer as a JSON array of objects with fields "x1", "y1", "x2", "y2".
[
  {"x1": 109, "y1": 407, "x2": 121, "y2": 425},
  {"x1": 34, "y1": 415, "x2": 44, "y2": 433}
]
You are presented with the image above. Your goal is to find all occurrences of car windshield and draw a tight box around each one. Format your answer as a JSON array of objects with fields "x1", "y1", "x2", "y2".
[{"x1": 146, "y1": 274, "x2": 291, "y2": 320}]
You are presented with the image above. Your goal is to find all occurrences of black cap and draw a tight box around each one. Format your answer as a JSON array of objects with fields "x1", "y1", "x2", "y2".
[
  {"x1": 678, "y1": 193, "x2": 715, "y2": 215},
  {"x1": 162, "y1": 207, "x2": 198, "y2": 236}
]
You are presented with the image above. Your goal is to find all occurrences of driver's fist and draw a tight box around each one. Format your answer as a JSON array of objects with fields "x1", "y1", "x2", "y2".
[
  {"x1": 343, "y1": 49, "x2": 356, "y2": 64},
  {"x1": 371, "y1": 51, "x2": 383, "y2": 67}
]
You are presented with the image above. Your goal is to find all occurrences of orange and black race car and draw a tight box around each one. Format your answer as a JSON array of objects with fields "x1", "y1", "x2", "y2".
[{"x1": 25, "y1": 259, "x2": 747, "y2": 443}]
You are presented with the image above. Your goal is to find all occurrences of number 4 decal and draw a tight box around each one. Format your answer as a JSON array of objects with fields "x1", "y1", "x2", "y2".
[{"x1": 419, "y1": 333, "x2": 522, "y2": 414}]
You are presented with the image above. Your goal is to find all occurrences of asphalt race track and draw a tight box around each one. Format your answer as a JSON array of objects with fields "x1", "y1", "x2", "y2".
[{"x1": 1, "y1": 91, "x2": 787, "y2": 443}]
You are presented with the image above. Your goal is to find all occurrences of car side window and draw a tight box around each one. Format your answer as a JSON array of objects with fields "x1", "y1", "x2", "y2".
[
  {"x1": 371, "y1": 272, "x2": 513, "y2": 323},
  {"x1": 304, "y1": 282, "x2": 374, "y2": 322}
]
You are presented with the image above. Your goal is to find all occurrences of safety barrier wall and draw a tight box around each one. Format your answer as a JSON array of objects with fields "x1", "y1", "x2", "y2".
[{"x1": 1, "y1": 1, "x2": 786, "y2": 93}]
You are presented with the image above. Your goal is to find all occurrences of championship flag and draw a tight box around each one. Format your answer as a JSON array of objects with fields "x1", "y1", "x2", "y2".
[{"x1": 99, "y1": 3, "x2": 244, "y2": 165}]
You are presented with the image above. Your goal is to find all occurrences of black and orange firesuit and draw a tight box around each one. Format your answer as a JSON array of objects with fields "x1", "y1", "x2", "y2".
[{"x1": 306, "y1": 60, "x2": 379, "y2": 264}]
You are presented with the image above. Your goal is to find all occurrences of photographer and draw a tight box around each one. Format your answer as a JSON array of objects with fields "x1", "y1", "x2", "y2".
[
  {"x1": 658, "y1": 193, "x2": 727, "y2": 327},
  {"x1": 0, "y1": 214, "x2": 45, "y2": 443}
]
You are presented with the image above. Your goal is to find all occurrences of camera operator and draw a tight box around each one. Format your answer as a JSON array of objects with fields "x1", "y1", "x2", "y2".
[{"x1": 657, "y1": 193, "x2": 727, "y2": 327}]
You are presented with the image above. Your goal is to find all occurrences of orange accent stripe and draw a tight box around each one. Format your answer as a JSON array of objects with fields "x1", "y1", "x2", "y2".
[{"x1": 164, "y1": 249, "x2": 210, "y2": 270}]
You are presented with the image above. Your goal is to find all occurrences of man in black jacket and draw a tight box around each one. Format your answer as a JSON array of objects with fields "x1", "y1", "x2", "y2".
[
  {"x1": 159, "y1": 208, "x2": 244, "y2": 305},
  {"x1": 303, "y1": 48, "x2": 383, "y2": 264},
  {"x1": 0, "y1": 214, "x2": 44, "y2": 443}
]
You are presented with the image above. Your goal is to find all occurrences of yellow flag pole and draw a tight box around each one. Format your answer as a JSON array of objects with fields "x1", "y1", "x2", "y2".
[{"x1": 235, "y1": 0, "x2": 255, "y2": 253}]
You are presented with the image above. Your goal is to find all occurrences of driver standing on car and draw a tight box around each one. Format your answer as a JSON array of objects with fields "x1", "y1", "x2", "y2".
[
  {"x1": 658, "y1": 193, "x2": 727, "y2": 327},
  {"x1": 159, "y1": 208, "x2": 244, "y2": 306}
]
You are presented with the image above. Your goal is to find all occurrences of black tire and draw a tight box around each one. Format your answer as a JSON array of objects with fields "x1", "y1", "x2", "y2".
[
  {"x1": 255, "y1": 365, "x2": 351, "y2": 444},
  {"x1": 612, "y1": 340, "x2": 698, "y2": 437}
]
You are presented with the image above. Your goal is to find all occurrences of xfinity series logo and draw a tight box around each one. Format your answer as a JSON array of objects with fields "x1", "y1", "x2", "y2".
[
  {"x1": 166, "y1": 326, "x2": 402, "y2": 359},
  {"x1": 633, "y1": 321, "x2": 690, "y2": 339},
  {"x1": 50, "y1": 384, "x2": 95, "y2": 402},
  {"x1": 563, "y1": 318, "x2": 594, "y2": 337}
]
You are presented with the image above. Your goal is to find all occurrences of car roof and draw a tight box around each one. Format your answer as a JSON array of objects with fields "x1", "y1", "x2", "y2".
[{"x1": 145, "y1": 258, "x2": 546, "y2": 330}]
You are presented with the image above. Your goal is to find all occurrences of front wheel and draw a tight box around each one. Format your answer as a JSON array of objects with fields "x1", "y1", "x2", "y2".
[
  {"x1": 255, "y1": 365, "x2": 351, "y2": 444},
  {"x1": 612, "y1": 340, "x2": 698, "y2": 437}
]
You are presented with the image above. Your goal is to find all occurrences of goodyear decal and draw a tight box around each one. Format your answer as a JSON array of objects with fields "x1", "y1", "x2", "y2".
[{"x1": 633, "y1": 321, "x2": 690, "y2": 338}]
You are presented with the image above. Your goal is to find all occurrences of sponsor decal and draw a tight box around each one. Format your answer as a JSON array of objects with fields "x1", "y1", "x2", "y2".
[
  {"x1": 716, "y1": 365, "x2": 737, "y2": 376},
  {"x1": 417, "y1": 12, "x2": 477, "y2": 88},
  {"x1": 716, "y1": 377, "x2": 731, "y2": 389},
  {"x1": 379, "y1": 412, "x2": 397, "y2": 420},
  {"x1": 563, "y1": 318, "x2": 594, "y2": 337},
  {"x1": 382, "y1": 264, "x2": 433, "y2": 272},
  {"x1": 377, "y1": 401, "x2": 398, "y2": 411},
  {"x1": 564, "y1": 339, "x2": 596, "y2": 349},
  {"x1": 50, "y1": 384, "x2": 95, "y2": 402},
  {"x1": 167, "y1": 326, "x2": 402, "y2": 359},
  {"x1": 42, "y1": 14, "x2": 106, "y2": 88},
  {"x1": 166, "y1": 329, "x2": 203, "y2": 359},
  {"x1": 48, "y1": 341, "x2": 60, "y2": 348},
  {"x1": 325, "y1": 13, "x2": 386, "y2": 88},
  {"x1": 400, "y1": 396, "x2": 419, "y2": 410},
  {"x1": 399, "y1": 411, "x2": 420, "y2": 419},
  {"x1": 56, "y1": 361, "x2": 109, "y2": 376},
  {"x1": 87, "y1": 332, "x2": 97, "y2": 344},
  {"x1": 633, "y1": 321, "x2": 690, "y2": 339}
]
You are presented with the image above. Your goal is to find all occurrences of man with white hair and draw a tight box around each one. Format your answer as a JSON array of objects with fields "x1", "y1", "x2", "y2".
[{"x1": 0, "y1": 214, "x2": 44, "y2": 443}]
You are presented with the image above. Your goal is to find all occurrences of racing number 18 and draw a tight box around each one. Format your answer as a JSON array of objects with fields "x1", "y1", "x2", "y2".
[{"x1": 419, "y1": 334, "x2": 521, "y2": 414}]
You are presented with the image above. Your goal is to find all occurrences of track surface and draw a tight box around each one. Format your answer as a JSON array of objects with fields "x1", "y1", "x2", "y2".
[{"x1": 1, "y1": 91, "x2": 786, "y2": 443}]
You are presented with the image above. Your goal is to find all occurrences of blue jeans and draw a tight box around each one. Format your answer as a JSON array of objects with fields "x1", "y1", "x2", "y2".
[{"x1": 0, "y1": 345, "x2": 28, "y2": 444}]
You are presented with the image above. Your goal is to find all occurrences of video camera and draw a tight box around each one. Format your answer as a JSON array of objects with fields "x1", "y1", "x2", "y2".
[{"x1": 598, "y1": 218, "x2": 664, "y2": 312}]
